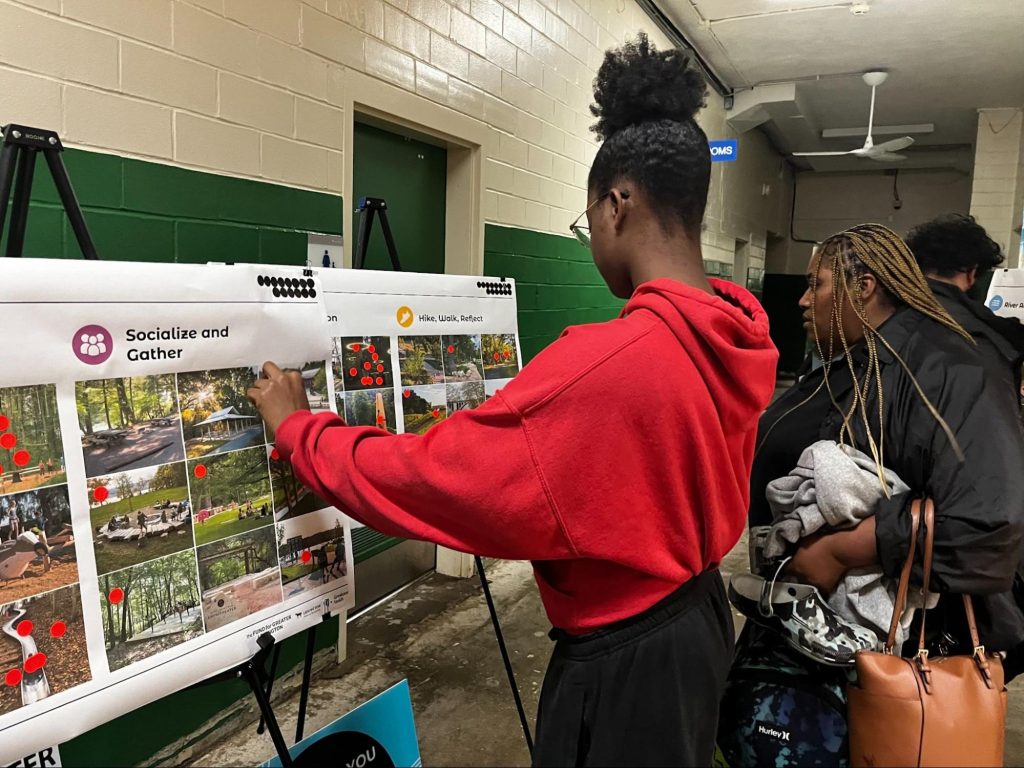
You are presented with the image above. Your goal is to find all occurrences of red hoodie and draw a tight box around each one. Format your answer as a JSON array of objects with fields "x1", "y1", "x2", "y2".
[{"x1": 276, "y1": 278, "x2": 778, "y2": 633}]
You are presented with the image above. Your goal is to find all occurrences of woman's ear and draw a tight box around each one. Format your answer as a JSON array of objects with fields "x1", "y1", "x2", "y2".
[
  {"x1": 608, "y1": 188, "x2": 629, "y2": 232},
  {"x1": 859, "y1": 272, "x2": 879, "y2": 301}
]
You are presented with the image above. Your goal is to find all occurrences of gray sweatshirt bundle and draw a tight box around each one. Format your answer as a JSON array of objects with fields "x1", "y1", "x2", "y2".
[{"x1": 764, "y1": 439, "x2": 935, "y2": 645}]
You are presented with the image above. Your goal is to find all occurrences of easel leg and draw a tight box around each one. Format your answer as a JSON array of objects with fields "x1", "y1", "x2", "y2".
[
  {"x1": 43, "y1": 150, "x2": 98, "y2": 260},
  {"x1": 6, "y1": 147, "x2": 36, "y2": 258},
  {"x1": 0, "y1": 141, "x2": 19, "y2": 233},
  {"x1": 256, "y1": 643, "x2": 283, "y2": 735},
  {"x1": 296, "y1": 624, "x2": 317, "y2": 742},
  {"x1": 242, "y1": 661, "x2": 295, "y2": 768}
]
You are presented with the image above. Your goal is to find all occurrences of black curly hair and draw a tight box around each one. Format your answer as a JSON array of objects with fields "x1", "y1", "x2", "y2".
[
  {"x1": 905, "y1": 213, "x2": 1004, "y2": 278},
  {"x1": 589, "y1": 32, "x2": 710, "y2": 236}
]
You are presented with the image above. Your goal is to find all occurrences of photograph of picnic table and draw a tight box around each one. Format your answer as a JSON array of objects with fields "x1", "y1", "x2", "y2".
[
  {"x1": 277, "y1": 509, "x2": 348, "y2": 600},
  {"x1": 89, "y1": 462, "x2": 193, "y2": 575},
  {"x1": 77, "y1": 375, "x2": 185, "y2": 478},
  {"x1": 189, "y1": 446, "x2": 274, "y2": 546},
  {"x1": 178, "y1": 367, "x2": 265, "y2": 459},
  {"x1": 197, "y1": 527, "x2": 282, "y2": 631},
  {"x1": 0, "y1": 384, "x2": 67, "y2": 495}
]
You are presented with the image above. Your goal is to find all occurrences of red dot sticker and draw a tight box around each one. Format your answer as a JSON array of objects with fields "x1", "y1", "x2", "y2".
[
  {"x1": 270, "y1": 448, "x2": 280, "y2": 461},
  {"x1": 372, "y1": 353, "x2": 379, "y2": 362},
  {"x1": 447, "y1": 345, "x2": 455, "y2": 354},
  {"x1": 361, "y1": 376, "x2": 372, "y2": 386},
  {"x1": 0, "y1": 433, "x2": 17, "y2": 450},
  {"x1": 93, "y1": 486, "x2": 109, "y2": 503},
  {"x1": 194, "y1": 464, "x2": 207, "y2": 479},
  {"x1": 0, "y1": 415, "x2": 8, "y2": 431},
  {"x1": 376, "y1": 364, "x2": 384, "y2": 372},
  {"x1": 368, "y1": 345, "x2": 376, "y2": 353},
  {"x1": 23, "y1": 653, "x2": 47, "y2": 674},
  {"x1": 376, "y1": 414, "x2": 385, "y2": 425},
  {"x1": 15, "y1": 621, "x2": 33, "y2": 637},
  {"x1": 12, "y1": 450, "x2": 29, "y2": 467},
  {"x1": 108, "y1": 588, "x2": 124, "y2": 605},
  {"x1": 363, "y1": 362, "x2": 372, "y2": 371},
  {"x1": 432, "y1": 409, "x2": 440, "y2": 418},
  {"x1": 352, "y1": 344, "x2": 361, "y2": 352},
  {"x1": 50, "y1": 621, "x2": 66, "y2": 639},
  {"x1": 349, "y1": 367, "x2": 357, "y2": 377},
  {"x1": 301, "y1": 550, "x2": 311, "y2": 564},
  {"x1": 403, "y1": 389, "x2": 411, "y2": 398},
  {"x1": 503, "y1": 350, "x2": 511, "y2": 359},
  {"x1": 493, "y1": 352, "x2": 501, "y2": 362},
  {"x1": 5, "y1": 669, "x2": 21, "y2": 687},
  {"x1": 375, "y1": 377, "x2": 384, "y2": 385}
]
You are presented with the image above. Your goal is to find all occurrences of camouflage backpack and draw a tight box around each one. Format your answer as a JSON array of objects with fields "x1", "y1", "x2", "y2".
[{"x1": 717, "y1": 622, "x2": 853, "y2": 767}]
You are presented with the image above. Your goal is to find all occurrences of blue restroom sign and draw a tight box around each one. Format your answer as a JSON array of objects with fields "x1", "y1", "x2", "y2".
[{"x1": 709, "y1": 139, "x2": 738, "y2": 162}]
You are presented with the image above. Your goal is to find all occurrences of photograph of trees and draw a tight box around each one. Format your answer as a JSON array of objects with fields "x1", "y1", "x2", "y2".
[
  {"x1": 269, "y1": 449, "x2": 328, "y2": 521},
  {"x1": 189, "y1": 446, "x2": 274, "y2": 546},
  {"x1": 88, "y1": 462, "x2": 192, "y2": 575},
  {"x1": 99, "y1": 550, "x2": 203, "y2": 672},
  {"x1": 177, "y1": 367, "x2": 264, "y2": 459},
  {"x1": 442, "y1": 335, "x2": 483, "y2": 381},
  {"x1": 333, "y1": 336, "x2": 393, "y2": 392},
  {"x1": 0, "y1": 485, "x2": 77, "y2": 603},
  {"x1": 0, "y1": 583, "x2": 90, "y2": 717},
  {"x1": 342, "y1": 388, "x2": 397, "y2": 433},
  {"x1": 398, "y1": 336, "x2": 445, "y2": 385},
  {"x1": 0, "y1": 384, "x2": 65, "y2": 495},
  {"x1": 481, "y1": 334, "x2": 520, "y2": 380},
  {"x1": 197, "y1": 527, "x2": 282, "y2": 630},
  {"x1": 277, "y1": 510, "x2": 347, "y2": 600},
  {"x1": 77, "y1": 375, "x2": 185, "y2": 477},
  {"x1": 446, "y1": 381, "x2": 485, "y2": 412},
  {"x1": 402, "y1": 385, "x2": 447, "y2": 435}
]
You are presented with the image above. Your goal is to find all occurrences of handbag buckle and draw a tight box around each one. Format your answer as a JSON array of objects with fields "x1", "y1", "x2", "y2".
[{"x1": 915, "y1": 649, "x2": 933, "y2": 693}]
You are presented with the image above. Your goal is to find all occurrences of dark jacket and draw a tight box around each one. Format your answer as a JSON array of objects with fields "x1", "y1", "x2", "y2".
[
  {"x1": 754, "y1": 305, "x2": 1024, "y2": 651},
  {"x1": 928, "y1": 278, "x2": 1024, "y2": 401}
]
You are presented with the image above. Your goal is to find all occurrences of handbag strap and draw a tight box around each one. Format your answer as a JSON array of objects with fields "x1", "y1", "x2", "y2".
[
  {"x1": 915, "y1": 499, "x2": 936, "y2": 655},
  {"x1": 885, "y1": 500, "x2": 922, "y2": 652}
]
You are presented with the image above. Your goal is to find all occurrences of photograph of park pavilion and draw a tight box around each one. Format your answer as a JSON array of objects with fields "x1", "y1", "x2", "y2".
[
  {"x1": 177, "y1": 367, "x2": 264, "y2": 459},
  {"x1": 76, "y1": 375, "x2": 185, "y2": 478}
]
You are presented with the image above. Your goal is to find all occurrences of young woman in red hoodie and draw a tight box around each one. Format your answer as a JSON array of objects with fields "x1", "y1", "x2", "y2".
[{"x1": 249, "y1": 34, "x2": 778, "y2": 767}]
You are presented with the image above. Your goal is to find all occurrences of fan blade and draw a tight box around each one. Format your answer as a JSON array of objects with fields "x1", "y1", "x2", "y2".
[
  {"x1": 792, "y1": 151, "x2": 857, "y2": 157},
  {"x1": 869, "y1": 152, "x2": 907, "y2": 162},
  {"x1": 873, "y1": 136, "x2": 914, "y2": 153}
]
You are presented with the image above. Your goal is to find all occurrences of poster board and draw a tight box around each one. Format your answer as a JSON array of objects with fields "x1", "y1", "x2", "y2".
[
  {"x1": 0, "y1": 260, "x2": 522, "y2": 761},
  {"x1": 986, "y1": 268, "x2": 1024, "y2": 321}
]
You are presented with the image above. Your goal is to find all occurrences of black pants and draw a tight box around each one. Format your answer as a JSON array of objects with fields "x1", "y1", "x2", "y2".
[{"x1": 533, "y1": 570, "x2": 734, "y2": 767}]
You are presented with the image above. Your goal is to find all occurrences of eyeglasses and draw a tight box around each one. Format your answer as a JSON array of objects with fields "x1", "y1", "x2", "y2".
[{"x1": 569, "y1": 191, "x2": 629, "y2": 249}]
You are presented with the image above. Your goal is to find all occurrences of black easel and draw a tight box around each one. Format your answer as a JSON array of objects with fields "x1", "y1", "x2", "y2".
[
  {"x1": 352, "y1": 198, "x2": 534, "y2": 756},
  {"x1": 0, "y1": 124, "x2": 98, "y2": 258}
]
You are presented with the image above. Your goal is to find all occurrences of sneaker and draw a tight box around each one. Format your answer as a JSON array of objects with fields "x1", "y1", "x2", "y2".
[{"x1": 729, "y1": 572, "x2": 879, "y2": 666}]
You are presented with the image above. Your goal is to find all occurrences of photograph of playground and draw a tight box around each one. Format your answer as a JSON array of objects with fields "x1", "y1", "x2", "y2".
[
  {"x1": 77, "y1": 375, "x2": 185, "y2": 478},
  {"x1": 178, "y1": 367, "x2": 265, "y2": 459},
  {"x1": 99, "y1": 550, "x2": 203, "y2": 672},
  {"x1": 402, "y1": 385, "x2": 447, "y2": 435},
  {"x1": 341, "y1": 388, "x2": 397, "y2": 433},
  {"x1": 0, "y1": 486, "x2": 77, "y2": 604},
  {"x1": 0, "y1": 583, "x2": 90, "y2": 717},
  {"x1": 442, "y1": 335, "x2": 484, "y2": 381},
  {"x1": 447, "y1": 381, "x2": 485, "y2": 413},
  {"x1": 197, "y1": 527, "x2": 282, "y2": 631},
  {"x1": 0, "y1": 384, "x2": 66, "y2": 497},
  {"x1": 277, "y1": 509, "x2": 348, "y2": 600},
  {"x1": 482, "y1": 334, "x2": 520, "y2": 380},
  {"x1": 188, "y1": 447, "x2": 274, "y2": 547},
  {"x1": 333, "y1": 336, "x2": 393, "y2": 392},
  {"x1": 485, "y1": 379, "x2": 513, "y2": 399},
  {"x1": 88, "y1": 462, "x2": 193, "y2": 576},
  {"x1": 263, "y1": 361, "x2": 330, "y2": 443},
  {"x1": 269, "y1": 448, "x2": 329, "y2": 521},
  {"x1": 398, "y1": 336, "x2": 445, "y2": 386}
]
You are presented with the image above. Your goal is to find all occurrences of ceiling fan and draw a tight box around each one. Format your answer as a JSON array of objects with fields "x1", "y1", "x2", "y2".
[{"x1": 793, "y1": 71, "x2": 914, "y2": 162}]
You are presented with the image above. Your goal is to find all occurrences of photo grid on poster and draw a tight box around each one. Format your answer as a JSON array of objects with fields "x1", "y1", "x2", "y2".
[
  {"x1": 0, "y1": 384, "x2": 89, "y2": 719},
  {"x1": 75, "y1": 362, "x2": 348, "y2": 672}
]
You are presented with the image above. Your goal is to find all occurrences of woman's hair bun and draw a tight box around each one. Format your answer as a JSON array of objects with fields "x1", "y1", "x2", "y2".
[{"x1": 590, "y1": 32, "x2": 707, "y2": 142}]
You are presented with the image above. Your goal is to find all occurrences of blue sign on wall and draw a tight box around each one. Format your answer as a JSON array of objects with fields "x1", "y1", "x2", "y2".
[
  {"x1": 263, "y1": 680, "x2": 421, "y2": 768},
  {"x1": 709, "y1": 139, "x2": 739, "y2": 162}
]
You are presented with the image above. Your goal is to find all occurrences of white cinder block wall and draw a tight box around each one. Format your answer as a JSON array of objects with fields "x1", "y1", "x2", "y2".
[
  {"x1": 971, "y1": 108, "x2": 1024, "y2": 267},
  {"x1": 0, "y1": 0, "x2": 788, "y2": 262}
]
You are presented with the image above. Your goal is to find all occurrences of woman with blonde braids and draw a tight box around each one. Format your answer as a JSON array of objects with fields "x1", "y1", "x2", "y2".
[{"x1": 720, "y1": 223, "x2": 1024, "y2": 765}]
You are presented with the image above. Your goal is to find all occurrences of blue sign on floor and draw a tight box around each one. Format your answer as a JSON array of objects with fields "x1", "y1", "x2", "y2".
[
  {"x1": 262, "y1": 680, "x2": 421, "y2": 768},
  {"x1": 709, "y1": 139, "x2": 739, "y2": 162}
]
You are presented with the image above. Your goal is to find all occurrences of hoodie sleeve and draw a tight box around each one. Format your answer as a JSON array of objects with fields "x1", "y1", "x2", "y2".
[{"x1": 273, "y1": 393, "x2": 575, "y2": 561}]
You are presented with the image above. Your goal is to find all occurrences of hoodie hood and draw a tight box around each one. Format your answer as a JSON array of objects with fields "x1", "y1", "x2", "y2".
[{"x1": 624, "y1": 277, "x2": 779, "y2": 427}]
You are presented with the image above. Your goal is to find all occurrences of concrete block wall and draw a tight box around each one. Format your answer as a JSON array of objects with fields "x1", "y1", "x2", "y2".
[{"x1": 971, "y1": 108, "x2": 1024, "y2": 267}]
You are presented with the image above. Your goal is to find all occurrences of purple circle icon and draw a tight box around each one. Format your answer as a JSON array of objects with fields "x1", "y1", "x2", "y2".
[{"x1": 73, "y1": 324, "x2": 113, "y2": 365}]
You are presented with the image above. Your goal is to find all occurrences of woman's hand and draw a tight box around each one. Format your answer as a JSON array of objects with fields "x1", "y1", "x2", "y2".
[
  {"x1": 785, "y1": 517, "x2": 879, "y2": 595},
  {"x1": 247, "y1": 361, "x2": 311, "y2": 435}
]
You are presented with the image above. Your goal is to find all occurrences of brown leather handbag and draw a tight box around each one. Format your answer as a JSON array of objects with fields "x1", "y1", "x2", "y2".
[{"x1": 847, "y1": 499, "x2": 1008, "y2": 767}]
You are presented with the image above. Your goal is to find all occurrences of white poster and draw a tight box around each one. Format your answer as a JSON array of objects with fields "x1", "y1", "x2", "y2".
[
  {"x1": 0, "y1": 260, "x2": 353, "y2": 760},
  {"x1": 986, "y1": 268, "x2": 1024, "y2": 321}
]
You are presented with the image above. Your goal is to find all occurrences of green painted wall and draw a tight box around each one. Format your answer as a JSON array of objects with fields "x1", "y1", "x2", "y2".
[{"x1": 484, "y1": 224, "x2": 623, "y2": 361}]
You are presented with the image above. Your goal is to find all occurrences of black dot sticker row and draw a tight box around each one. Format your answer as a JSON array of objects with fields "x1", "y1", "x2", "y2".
[
  {"x1": 477, "y1": 281, "x2": 513, "y2": 296},
  {"x1": 257, "y1": 275, "x2": 317, "y2": 299}
]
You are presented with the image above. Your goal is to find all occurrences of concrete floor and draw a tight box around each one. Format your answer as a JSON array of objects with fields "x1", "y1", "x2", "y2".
[{"x1": 189, "y1": 544, "x2": 1024, "y2": 767}]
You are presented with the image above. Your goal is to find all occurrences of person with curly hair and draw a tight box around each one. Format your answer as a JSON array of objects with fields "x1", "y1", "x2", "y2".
[
  {"x1": 248, "y1": 32, "x2": 778, "y2": 765},
  {"x1": 906, "y1": 213, "x2": 1024, "y2": 401}
]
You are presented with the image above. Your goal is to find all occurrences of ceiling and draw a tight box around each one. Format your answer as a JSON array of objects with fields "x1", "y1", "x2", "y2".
[{"x1": 656, "y1": 0, "x2": 1024, "y2": 172}]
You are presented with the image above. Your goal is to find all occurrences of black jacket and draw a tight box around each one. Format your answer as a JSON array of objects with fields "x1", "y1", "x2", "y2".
[
  {"x1": 928, "y1": 277, "x2": 1024, "y2": 401},
  {"x1": 754, "y1": 306, "x2": 1024, "y2": 651}
]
